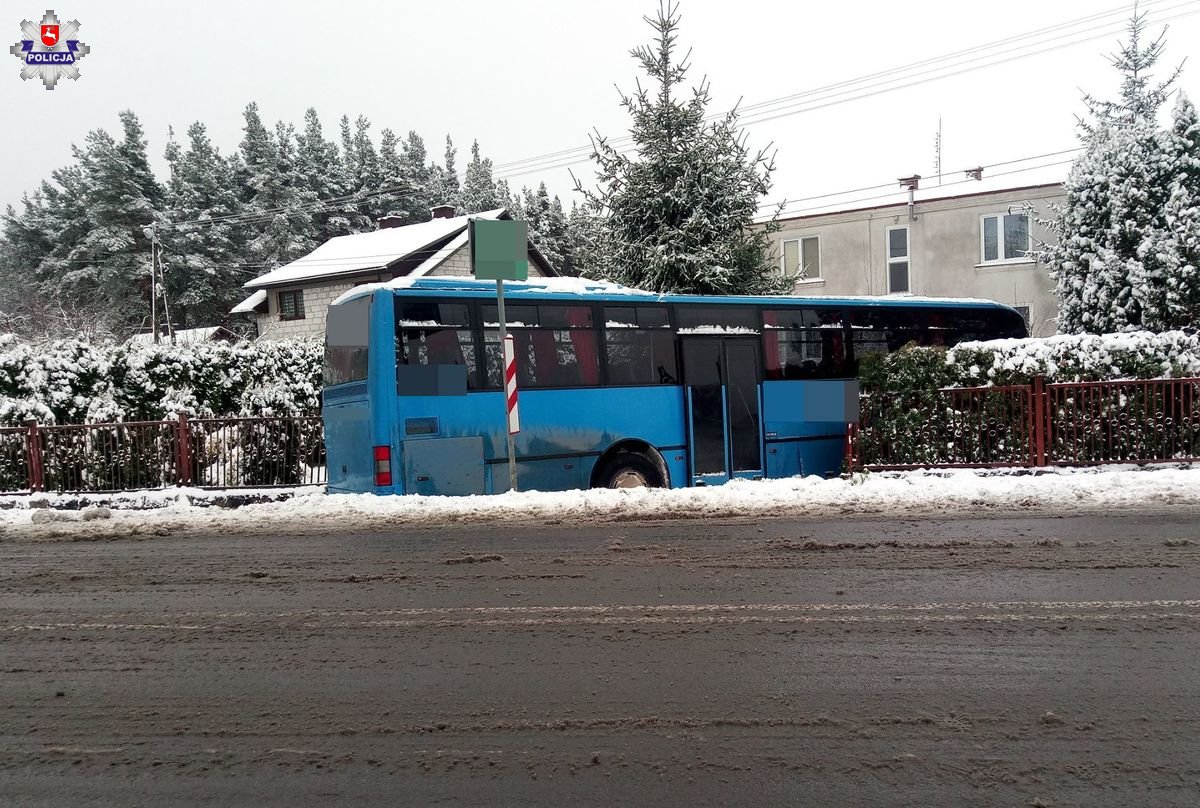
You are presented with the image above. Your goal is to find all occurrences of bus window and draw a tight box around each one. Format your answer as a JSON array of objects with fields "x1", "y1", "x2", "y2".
[
  {"x1": 603, "y1": 306, "x2": 677, "y2": 386},
  {"x1": 396, "y1": 300, "x2": 479, "y2": 389},
  {"x1": 848, "y1": 308, "x2": 923, "y2": 360},
  {"x1": 762, "y1": 308, "x2": 848, "y2": 380},
  {"x1": 482, "y1": 304, "x2": 601, "y2": 388},
  {"x1": 324, "y1": 295, "x2": 370, "y2": 386},
  {"x1": 676, "y1": 305, "x2": 759, "y2": 331}
]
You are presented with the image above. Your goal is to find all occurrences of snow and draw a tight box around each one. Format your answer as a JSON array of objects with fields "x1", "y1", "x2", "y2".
[
  {"x1": 409, "y1": 231, "x2": 468, "y2": 277},
  {"x1": 230, "y1": 289, "x2": 267, "y2": 314},
  {"x1": 677, "y1": 326, "x2": 761, "y2": 335},
  {"x1": 243, "y1": 209, "x2": 505, "y2": 289},
  {"x1": 948, "y1": 329, "x2": 1200, "y2": 383},
  {"x1": 4, "y1": 466, "x2": 1200, "y2": 539},
  {"x1": 128, "y1": 327, "x2": 223, "y2": 346}
]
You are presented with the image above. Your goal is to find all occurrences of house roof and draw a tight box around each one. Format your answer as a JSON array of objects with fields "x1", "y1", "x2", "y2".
[
  {"x1": 243, "y1": 209, "x2": 508, "y2": 289},
  {"x1": 230, "y1": 289, "x2": 267, "y2": 314},
  {"x1": 128, "y1": 326, "x2": 230, "y2": 345},
  {"x1": 766, "y1": 169, "x2": 1067, "y2": 226}
]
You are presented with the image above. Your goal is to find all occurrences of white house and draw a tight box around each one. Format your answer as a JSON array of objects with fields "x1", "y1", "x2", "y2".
[
  {"x1": 764, "y1": 176, "x2": 1066, "y2": 336},
  {"x1": 233, "y1": 206, "x2": 558, "y2": 339}
]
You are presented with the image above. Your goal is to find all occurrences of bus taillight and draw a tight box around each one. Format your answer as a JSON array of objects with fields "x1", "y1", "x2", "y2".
[{"x1": 373, "y1": 445, "x2": 392, "y2": 486}]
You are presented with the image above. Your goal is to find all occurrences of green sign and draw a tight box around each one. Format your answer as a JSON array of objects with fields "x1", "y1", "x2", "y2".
[{"x1": 469, "y1": 219, "x2": 529, "y2": 281}]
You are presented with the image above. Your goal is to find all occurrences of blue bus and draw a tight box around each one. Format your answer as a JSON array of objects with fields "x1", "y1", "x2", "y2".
[{"x1": 322, "y1": 278, "x2": 1025, "y2": 495}]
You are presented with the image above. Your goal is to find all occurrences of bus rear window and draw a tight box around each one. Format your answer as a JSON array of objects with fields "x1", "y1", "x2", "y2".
[{"x1": 324, "y1": 297, "x2": 370, "y2": 386}]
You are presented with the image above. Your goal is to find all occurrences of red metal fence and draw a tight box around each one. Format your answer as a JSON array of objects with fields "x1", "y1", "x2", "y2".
[
  {"x1": 2, "y1": 414, "x2": 325, "y2": 494},
  {"x1": 849, "y1": 376, "x2": 1200, "y2": 471}
]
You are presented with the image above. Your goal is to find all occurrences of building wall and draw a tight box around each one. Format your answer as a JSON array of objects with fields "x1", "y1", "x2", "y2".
[
  {"x1": 767, "y1": 185, "x2": 1065, "y2": 336},
  {"x1": 253, "y1": 281, "x2": 356, "y2": 340}
]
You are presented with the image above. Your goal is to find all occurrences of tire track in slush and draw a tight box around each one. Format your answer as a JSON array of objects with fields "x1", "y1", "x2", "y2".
[{"x1": 5, "y1": 599, "x2": 1200, "y2": 633}]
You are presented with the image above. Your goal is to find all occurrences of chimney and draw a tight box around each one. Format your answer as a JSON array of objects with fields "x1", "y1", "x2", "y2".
[
  {"x1": 376, "y1": 215, "x2": 405, "y2": 230},
  {"x1": 430, "y1": 204, "x2": 457, "y2": 220}
]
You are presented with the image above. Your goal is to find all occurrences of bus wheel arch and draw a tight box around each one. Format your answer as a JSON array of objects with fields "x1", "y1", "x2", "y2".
[{"x1": 591, "y1": 440, "x2": 670, "y2": 489}]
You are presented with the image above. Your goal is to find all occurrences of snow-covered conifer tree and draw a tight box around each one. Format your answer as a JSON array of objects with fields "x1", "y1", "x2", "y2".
[
  {"x1": 573, "y1": 2, "x2": 784, "y2": 294},
  {"x1": 295, "y1": 108, "x2": 357, "y2": 241},
  {"x1": 1042, "y1": 11, "x2": 1182, "y2": 333},
  {"x1": 65, "y1": 110, "x2": 165, "y2": 331},
  {"x1": 239, "y1": 104, "x2": 316, "y2": 268},
  {"x1": 161, "y1": 121, "x2": 247, "y2": 328},
  {"x1": 458, "y1": 140, "x2": 500, "y2": 213},
  {"x1": 1161, "y1": 94, "x2": 1200, "y2": 328},
  {"x1": 426, "y1": 136, "x2": 460, "y2": 211}
]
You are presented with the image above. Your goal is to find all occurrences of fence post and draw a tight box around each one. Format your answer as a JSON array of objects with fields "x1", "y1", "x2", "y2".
[
  {"x1": 176, "y1": 412, "x2": 192, "y2": 486},
  {"x1": 1031, "y1": 376, "x2": 1047, "y2": 467},
  {"x1": 844, "y1": 422, "x2": 858, "y2": 473},
  {"x1": 24, "y1": 419, "x2": 44, "y2": 492}
]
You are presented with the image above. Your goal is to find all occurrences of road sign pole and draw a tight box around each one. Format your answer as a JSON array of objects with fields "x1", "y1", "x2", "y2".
[{"x1": 497, "y1": 279, "x2": 519, "y2": 493}]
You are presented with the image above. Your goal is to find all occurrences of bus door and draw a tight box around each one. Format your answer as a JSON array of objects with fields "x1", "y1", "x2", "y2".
[{"x1": 681, "y1": 337, "x2": 763, "y2": 485}]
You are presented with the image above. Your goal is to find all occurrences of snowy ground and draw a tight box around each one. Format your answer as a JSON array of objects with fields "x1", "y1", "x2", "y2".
[{"x1": 2, "y1": 465, "x2": 1200, "y2": 541}]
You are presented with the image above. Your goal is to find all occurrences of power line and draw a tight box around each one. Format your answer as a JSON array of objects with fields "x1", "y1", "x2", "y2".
[
  {"x1": 494, "y1": 0, "x2": 1166, "y2": 173},
  {"x1": 492, "y1": 1, "x2": 1199, "y2": 180}
]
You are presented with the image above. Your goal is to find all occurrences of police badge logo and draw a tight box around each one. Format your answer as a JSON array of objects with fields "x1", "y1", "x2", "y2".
[{"x1": 9, "y1": 10, "x2": 90, "y2": 90}]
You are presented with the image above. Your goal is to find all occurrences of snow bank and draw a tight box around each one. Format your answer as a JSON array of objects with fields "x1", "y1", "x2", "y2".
[{"x1": 3, "y1": 466, "x2": 1198, "y2": 540}]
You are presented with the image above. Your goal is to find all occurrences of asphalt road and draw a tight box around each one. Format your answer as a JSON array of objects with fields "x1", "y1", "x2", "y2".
[{"x1": 3, "y1": 511, "x2": 1200, "y2": 807}]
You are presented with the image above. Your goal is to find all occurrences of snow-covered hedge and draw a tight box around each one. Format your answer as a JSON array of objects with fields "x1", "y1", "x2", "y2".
[
  {"x1": 854, "y1": 331, "x2": 1200, "y2": 468},
  {"x1": 0, "y1": 334, "x2": 323, "y2": 426},
  {"x1": 859, "y1": 330, "x2": 1200, "y2": 393}
]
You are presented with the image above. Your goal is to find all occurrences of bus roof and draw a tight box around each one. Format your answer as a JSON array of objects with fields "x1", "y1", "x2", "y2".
[{"x1": 331, "y1": 276, "x2": 1018, "y2": 312}]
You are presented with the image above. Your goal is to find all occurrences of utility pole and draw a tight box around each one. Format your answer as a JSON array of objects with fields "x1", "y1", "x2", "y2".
[
  {"x1": 144, "y1": 223, "x2": 175, "y2": 344},
  {"x1": 144, "y1": 225, "x2": 159, "y2": 343}
]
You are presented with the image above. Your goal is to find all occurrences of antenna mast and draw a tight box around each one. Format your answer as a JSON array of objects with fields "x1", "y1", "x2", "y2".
[{"x1": 934, "y1": 115, "x2": 943, "y2": 186}]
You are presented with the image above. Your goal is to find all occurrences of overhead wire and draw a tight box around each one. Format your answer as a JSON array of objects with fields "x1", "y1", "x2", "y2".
[
  {"x1": 493, "y1": 0, "x2": 1200, "y2": 180},
  {"x1": 493, "y1": 0, "x2": 1170, "y2": 172}
]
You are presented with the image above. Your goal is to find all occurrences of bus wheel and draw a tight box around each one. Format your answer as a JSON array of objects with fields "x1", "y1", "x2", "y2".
[{"x1": 599, "y1": 453, "x2": 663, "y2": 489}]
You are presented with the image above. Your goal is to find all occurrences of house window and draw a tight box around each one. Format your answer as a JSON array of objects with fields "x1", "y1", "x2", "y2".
[
  {"x1": 278, "y1": 290, "x2": 305, "y2": 321},
  {"x1": 981, "y1": 213, "x2": 1031, "y2": 263},
  {"x1": 780, "y1": 236, "x2": 821, "y2": 279},
  {"x1": 886, "y1": 226, "x2": 909, "y2": 294},
  {"x1": 1014, "y1": 305, "x2": 1031, "y2": 331}
]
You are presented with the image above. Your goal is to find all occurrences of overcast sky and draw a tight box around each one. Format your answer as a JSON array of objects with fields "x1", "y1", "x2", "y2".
[{"x1": 2, "y1": 0, "x2": 1198, "y2": 217}]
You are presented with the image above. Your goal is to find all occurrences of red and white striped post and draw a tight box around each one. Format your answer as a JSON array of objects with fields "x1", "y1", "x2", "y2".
[
  {"x1": 503, "y1": 335, "x2": 521, "y2": 435},
  {"x1": 496, "y1": 280, "x2": 520, "y2": 492}
]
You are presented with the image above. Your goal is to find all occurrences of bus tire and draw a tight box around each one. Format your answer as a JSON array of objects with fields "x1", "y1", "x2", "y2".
[{"x1": 597, "y1": 452, "x2": 663, "y2": 489}]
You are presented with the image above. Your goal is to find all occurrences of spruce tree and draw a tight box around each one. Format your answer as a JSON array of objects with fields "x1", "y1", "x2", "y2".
[
  {"x1": 1161, "y1": 94, "x2": 1200, "y2": 328},
  {"x1": 296, "y1": 107, "x2": 357, "y2": 241},
  {"x1": 161, "y1": 121, "x2": 246, "y2": 327},
  {"x1": 1043, "y1": 11, "x2": 1182, "y2": 333},
  {"x1": 427, "y1": 135, "x2": 460, "y2": 210},
  {"x1": 566, "y1": 200, "x2": 598, "y2": 277},
  {"x1": 65, "y1": 110, "x2": 164, "y2": 331},
  {"x1": 574, "y1": 2, "x2": 784, "y2": 294},
  {"x1": 239, "y1": 104, "x2": 316, "y2": 268},
  {"x1": 377, "y1": 128, "x2": 418, "y2": 221},
  {"x1": 457, "y1": 140, "x2": 500, "y2": 213},
  {"x1": 400, "y1": 131, "x2": 433, "y2": 223}
]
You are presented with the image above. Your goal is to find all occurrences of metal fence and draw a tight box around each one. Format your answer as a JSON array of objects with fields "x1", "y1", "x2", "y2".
[
  {"x1": 3, "y1": 414, "x2": 325, "y2": 494},
  {"x1": 849, "y1": 376, "x2": 1200, "y2": 471}
]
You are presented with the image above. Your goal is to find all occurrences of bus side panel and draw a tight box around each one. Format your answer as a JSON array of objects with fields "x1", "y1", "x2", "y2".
[
  {"x1": 324, "y1": 397, "x2": 373, "y2": 493},
  {"x1": 396, "y1": 386, "x2": 687, "y2": 493},
  {"x1": 762, "y1": 380, "x2": 852, "y2": 479}
]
